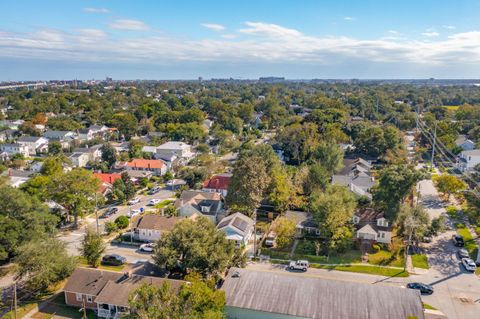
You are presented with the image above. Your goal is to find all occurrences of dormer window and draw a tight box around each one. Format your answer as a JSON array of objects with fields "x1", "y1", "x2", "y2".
[
  {"x1": 201, "y1": 205, "x2": 211, "y2": 213},
  {"x1": 377, "y1": 218, "x2": 388, "y2": 227},
  {"x1": 352, "y1": 216, "x2": 359, "y2": 224}
]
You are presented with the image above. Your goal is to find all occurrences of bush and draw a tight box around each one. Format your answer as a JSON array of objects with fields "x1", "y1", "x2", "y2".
[
  {"x1": 372, "y1": 244, "x2": 381, "y2": 252},
  {"x1": 104, "y1": 221, "x2": 118, "y2": 234},
  {"x1": 115, "y1": 215, "x2": 130, "y2": 229}
]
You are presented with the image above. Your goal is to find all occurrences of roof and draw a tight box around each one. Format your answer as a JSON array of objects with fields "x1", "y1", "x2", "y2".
[
  {"x1": 203, "y1": 174, "x2": 232, "y2": 190},
  {"x1": 357, "y1": 224, "x2": 378, "y2": 235},
  {"x1": 17, "y1": 136, "x2": 45, "y2": 143},
  {"x1": 94, "y1": 173, "x2": 122, "y2": 185},
  {"x1": 44, "y1": 130, "x2": 75, "y2": 139},
  {"x1": 73, "y1": 145, "x2": 102, "y2": 153},
  {"x1": 135, "y1": 214, "x2": 182, "y2": 231},
  {"x1": 221, "y1": 268, "x2": 424, "y2": 319},
  {"x1": 63, "y1": 268, "x2": 123, "y2": 296},
  {"x1": 95, "y1": 274, "x2": 183, "y2": 307},
  {"x1": 217, "y1": 212, "x2": 254, "y2": 236},
  {"x1": 125, "y1": 159, "x2": 165, "y2": 169},
  {"x1": 158, "y1": 141, "x2": 190, "y2": 150},
  {"x1": 461, "y1": 149, "x2": 480, "y2": 156},
  {"x1": 175, "y1": 190, "x2": 222, "y2": 216},
  {"x1": 332, "y1": 175, "x2": 375, "y2": 191},
  {"x1": 354, "y1": 208, "x2": 392, "y2": 232}
]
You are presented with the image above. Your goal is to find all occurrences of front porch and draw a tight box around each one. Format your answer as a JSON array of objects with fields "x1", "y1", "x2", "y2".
[{"x1": 97, "y1": 303, "x2": 128, "y2": 319}]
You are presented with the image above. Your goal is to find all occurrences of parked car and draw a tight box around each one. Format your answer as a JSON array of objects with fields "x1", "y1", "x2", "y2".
[
  {"x1": 101, "y1": 254, "x2": 126, "y2": 266},
  {"x1": 128, "y1": 197, "x2": 140, "y2": 205},
  {"x1": 461, "y1": 258, "x2": 477, "y2": 272},
  {"x1": 406, "y1": 282, "x2": 434, "y2": 294},
  {"x1": 100, "y1": 207, "x2": 118, "y2": 218},
  {"x1": 264, "y1": 232, "x2": 277, "y2": 247},
  {"x1": 148, "y1": 199, "x2": 161, "y2": 206},
  {"x1": 288, "y1": 260, "x2": 309, "y2": 272},
  {"x1": 139, "y1": 243, "x2": 156, "y2": 252},
  {"x1": 452, "y1": 235, "x2": 465, "y2": 247},
  {"x1": 148, "y1": 187, "x2": 160, "y2": 195},
  {"x1": 457, "y1": 248, "x2": 470, "y2": 259},
  {"x1": 128, "y1": 209, "x2": 142, "y2": 218}
]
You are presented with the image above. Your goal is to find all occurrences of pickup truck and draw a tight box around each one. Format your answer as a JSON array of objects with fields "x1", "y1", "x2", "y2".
[{"x1": 288, "y1": 260, "x2": 309, "y2": 272}]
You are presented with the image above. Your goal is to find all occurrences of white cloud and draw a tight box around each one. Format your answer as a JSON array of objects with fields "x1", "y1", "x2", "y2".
[
  {"x1": 344, "y1": 16, "x2": 355, "y2": 21},
  {"x1": 1, "y1": 21, "x2": 480, "y2": 67},
  {"x1": 201, "y1": 23, "x2": 225, "y2": 31},
  {"x1": 443, "y1": 25, "x2": 456, "y2": 30},
  {"x1": 109, "y1": 19, "x2": 150, "y2": 31},
  {"x1": 422, "y1": 31, "x2": 440, "y2": 37},
  {"x1": 388, "y1": 30, "x2": 400, "y2": 35},
  {"x1": 221, "y1": 34, "x2": 237, "y2": 39},
  {"x1": 83, "y1": 7, "x2": 110, "y2": 13}
]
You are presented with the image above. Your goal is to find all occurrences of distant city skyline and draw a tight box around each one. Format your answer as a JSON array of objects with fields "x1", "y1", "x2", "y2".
[{"x1": 2, "y1": 0, "x2": 480, "y2": 80}]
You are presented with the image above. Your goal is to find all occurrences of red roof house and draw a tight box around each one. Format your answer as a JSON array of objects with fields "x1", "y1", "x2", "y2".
[
  {"x1": 202, "y1": 173, "x2": 232, "y2": 196},
  {"x1": 94, "y1": 173, "x2": 122, "y2": 185}
]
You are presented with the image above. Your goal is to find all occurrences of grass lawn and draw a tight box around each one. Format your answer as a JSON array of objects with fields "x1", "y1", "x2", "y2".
[
  {"x1": 367, "y1": 249, "x2": 404, "y2": 268},
  {"x1": 33, "y1": 293, "x2": 96, "y2": 319},
  {"x1": 443, "y1": 105, "x2": 460, "y2": 111},
  {"x1": 77, "y1": 257, "x2": 125, "y2": 272},
  {"x1": 411, "y1": 254, "x2": 429, "y2": 269},
  {"x1": 456, "y1": 226, "x2": 478, "y2": 259},
  {"x1": 310, "y1": 264, "x2": 409, "y2": 277},
  {"x1": 292, "y1": 240, "x2": 362, "y2": 264},
  {"x1": 154, "y1": 199, "x2": 174, "y2": 209}
]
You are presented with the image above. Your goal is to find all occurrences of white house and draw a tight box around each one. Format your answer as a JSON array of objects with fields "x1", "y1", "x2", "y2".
[
  {"x1": 133, "y1": 214, "x2": 182, "y2": 242},
  {"x1": 353, "y1": 208, "x2": 392, "y2": 244},
  {"x1": 156, "y1": 141, "x2": 195, "y2": 163},
  {"x1": 202, "y1": 173, "x2": 232, "y2": 197},
  {"x1": 175, "y1": 190, "x2": 224, "y2": 224},
  {"x1": 73, "y1": 145, "x2": 103, "y2": 162},
  {"x1": 217, "y1": 212, "x2": 254, "y2": 246},
  {"x1": 69, "y1": 152, "x2": 90, "y2": 167},
  {"x1": 0, "y1": 143, "x2": 29, "y2": 157},
  {"x1": 17, "y1": 136, "x2": 49, "y2": 156},
  {"x1": 44, "y1": 130, "x2": 77, "y2": 148},
  {"x1": 459, "y1": 149, "x2": 480, "y2": 171},
  {"x1": 455, "y1": 135, "x2": 475, "y2": 151}
]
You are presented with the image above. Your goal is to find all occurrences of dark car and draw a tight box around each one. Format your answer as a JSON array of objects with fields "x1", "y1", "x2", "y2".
[
  {"x1": 148, "y1": 187, "x2": 160, "y2": 195},
  {"x1": 100, "y1": 207, "x2": 118, "y2": 218},
  {"x1": 452, "y1": 235, "x2": 465, "y2": 247},
  {"x1": 457, "y1": 248, "x2": 469, "y2": 259},
  {"x1": 101, "y1": 254, "x2": 126, "y2": 266},
  {"x1": 406, "y1": 282, "x2": 434, "y2": 295}
]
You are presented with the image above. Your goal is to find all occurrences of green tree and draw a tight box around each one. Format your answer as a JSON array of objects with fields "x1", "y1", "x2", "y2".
[
  {"x1": 312, "y1": 142, "x2": 344, "y2": 174},
  {"x1": 396, "y1": 204, "x2": 430, "y2": 243},
  {"x1": 373, "y1": 165, "x2": 423, "y2": 220},
  {"x1": 268, "y1": 166, "x2": 292, "y2": 213},
  {"x1": 276, "y1": 122, "x2": 320, "y2": 164},
  {"x1": 433, "y1": 174, "x2": 467, "y2": 200},
  {"x1": 115, "y1": 215, "x2": 130, "y2": 229},
  {"x1": 48, "y1": 141, "x2": 63, "y2": 155},
  {"x1": 101, "y1": 143, "x2": 117, "y2": 168},
  {"x1": 104, "y1": 221, "x2": 118, "y2": 234},
  {"x1": 80, "y1": 228, "x2": 105, "y2": 268},
  {"x1": 14, "y1": 238, "x2": 76, "y2": 292},
  {"x1": 153, "y1": 217, "x2": 235, "y2": 278},
  {"x1": 272, "y1": 217, "x2": 296, "y2": 249},
  {"x1": 310, "y1": 185, "x2": 357, "y2": 256}
]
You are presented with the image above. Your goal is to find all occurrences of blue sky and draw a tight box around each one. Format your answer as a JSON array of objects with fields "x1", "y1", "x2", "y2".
[{"x1": 1, "y1": 0, "x2": 480, "y2": 80}]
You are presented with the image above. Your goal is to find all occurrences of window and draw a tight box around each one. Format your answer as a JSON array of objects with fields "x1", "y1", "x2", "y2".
[
  {"x1": 87, "y1": 295, "x2": 93, "y2": 303},
  {"x1": 380, "y1": 232, "x2": 385, "y2": 238},
  {"x1": 76, "y1": 293, "x2": 83, "y2": 302}
]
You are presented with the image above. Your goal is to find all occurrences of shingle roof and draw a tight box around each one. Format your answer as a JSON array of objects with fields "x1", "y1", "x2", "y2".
[
  {"x1": 17, "y1": 136, "x2": 44, "y2": 143},
  {"x1": 217, "y1": 212, "x2": 254, "y2": 236},
  {"x1": 175, "y1": 190, "x2": 222, "y2": 216},
  {"x1": 202, "y1": 174, "x2": 232, "y2": 190},
  {"x1": 125, "y1": 159, "x2": 165, "y2": 169},
  {"x1": 134, "y1": 214, "x2": 182, "y2": 231},
  {"x1": 94, "y1": 173, "x2": 122, "y2": 185},
  {"x1": 221, "y1": 268, "x2": 425, "y2": 319},
  {"x1": 63, "y1": 268, "x2": 123, "y2": 296}
]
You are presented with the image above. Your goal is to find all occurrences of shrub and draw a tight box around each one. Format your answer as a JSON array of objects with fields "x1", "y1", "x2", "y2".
[
  {"x1": 372, "y1": 244, "x2": 381, "y2": 252},
  {"x1": 115, "y1": 215, "x2": 130, "y2": 229},
  {"x1": 104, "y1": 221, "x2": 118, "y2": 234}
]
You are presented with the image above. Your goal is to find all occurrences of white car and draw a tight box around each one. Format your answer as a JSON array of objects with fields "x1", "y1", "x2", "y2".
[
  {"x1": 462, "y1": 258, "x2": 477, "y2": 272},
  {"x1": 148, "y1": 199, "x2": 161, "y2": 206},
  {"x1": 288, "y1": 260, "x2": 309, "y2": 272},
  {"x1": 128, "y1": 197, "x2": 140, "y2": 205},
  {"x1": 139, "y1": 243, "x2": 156, "y2": 252},
  {"x1": 128, "y1": 209, "x2": 141, "y2": 218}
]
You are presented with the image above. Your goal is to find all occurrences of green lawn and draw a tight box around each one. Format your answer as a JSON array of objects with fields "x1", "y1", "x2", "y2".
[
  {"x1": 310, "y1": 264, "x2": 409, "y2": 277},
  {"x1": 33, "y1": 293, "x2": 96, "y2": 319},
  {"x1": 291, "y1": 240, "x2": 362, "y2": 264},
  {"x1": 457, "y1": 226, "x2": 478, "y2": 259},
  {"x1": 154, "y1": 199, "x2": 174, "y2": 209},
  {"x1": 77, "y1": 257, "x2": 125, "y2": 272},
  {"x1": 367, "y1": 249, "x2": 404, "y2": 268},
  {"x1": 411, "y1": 254, "x2": 429, "y2": 269}
]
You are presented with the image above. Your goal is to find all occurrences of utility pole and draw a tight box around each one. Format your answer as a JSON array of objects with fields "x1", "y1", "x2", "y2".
[
  {"x1": 253, "y1": 208, "x2": 257, "y2": 259},
  {"x1": 13, "y1": 282, "x2": 17, "y2": 319},
  {"x1": 430, "y1": 121, "x2": 437, "y2": 172},
  {"x1": 82, "y1": 298, "x2": 87, "y2": 319},
  {"x1": 95, "y1": 193, "x2": 99, "y2": 235}
]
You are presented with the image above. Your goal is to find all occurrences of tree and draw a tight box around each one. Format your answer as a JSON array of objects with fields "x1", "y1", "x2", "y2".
[
  {"x1": 433, "y1": 174, "x2": 467, "y2": 200},
  {"x1": 14, "y1": 238, "x2": 76, "y2": 292},
  {"x1": 115, "y1": 215, "x2": 130, "y2": 229},
  {"x1": 310, "y1": 185, "x2": 357, "y2": 255},
  {"x1": 80, "y1": 228, "x2": 105, "y2": 268},
  {"x1": 312, "y1": 142, "x2": 344, "y2": 174},
  {"x1": 268, "y1": 166, "x2": 292, "y2": 213},
  {"x1": 101, "y1": 143, "x2": 117, "y2": 168},
  {"x1": 0, "y1": 186, "x2": 58, "y2": 261},
  {"x1": 276, "y1": 122, "x2": 320, "y2": 164},
  {"x1": 153, "y1": 217, "x2": 235, "y2": 278},
  {"x1": 373, "y1": 165, "x2": 423, "y2": 220},
  {"x1": 104, "y1": 221, "x2": 118, "y2": 234},
  {"x1": 48, "y1": 141, "x2": 63, "y2": 155},
  {"x1": 272, "y1": 217, "x2": 296, "y2": 249},
  {"x1": 129, "y1": 275, "x2": 225, "y2": 319},
  {"x1": 50, "y1": 168, "x2": 100, "y2": 226},
  {"x1": 396, "y1": 204, "x2": 430, "y2": 243}
]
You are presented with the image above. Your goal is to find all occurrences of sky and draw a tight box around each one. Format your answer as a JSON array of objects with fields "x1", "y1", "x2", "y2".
[{"x1": 1, "y1": 0, "x2": 480, "y2": 80}]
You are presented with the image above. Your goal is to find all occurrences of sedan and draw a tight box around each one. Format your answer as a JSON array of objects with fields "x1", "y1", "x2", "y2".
[
  {"x1": 148, "y1": 199, "x2": 161, "y2": 206},
  {"x1": 457, "y1": 248, "x2": 470, "y2": 259},
  {"x1": 452, "y1": 235, "x2": 465, "y2": 247},
  {"x1": 100, "y1": 207, "x2": 118, "y2": 218},
  {"x1": 128, "y1": 209, "x2": 142, "y2": 218},
  {"x1": 127, "y1": 197, "x2": 140, "y2": 205},
  {"x1": 139, "y1": 243, "x2": 156, "y2": 252},
  {"x1": 148, "y1": 187, "x2": 160, "y2": 195},
  {"x1": 406, "y1": 282, "x2": 434, "y2": 294},
  {"x1": 461, "y1": 258, "x2": 477, "y2": 272},
  {"x1": 101, "y1": 254, "x2": 126, "y2": 266}
]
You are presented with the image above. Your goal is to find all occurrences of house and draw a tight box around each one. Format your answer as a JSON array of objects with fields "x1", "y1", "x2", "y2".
[
  {"x1": 203, "y1": 119, "x2": 214, "y2": 129},
  {"x1": 221, "y1": 268, "x2": 425, "y2": 319},
  {"x1": 77, "y1": 128, "x2": 95, "y2": 141},
  {"x1": 332, "y1": 158, "x2": 375, "y2": 199},
  {"x1": 217, "y1": 213, "x2": 254, "y2": 246},
  {"x1": 94, "y1": 172, "x2": 122, "y2": 185},
  {"x1": 156, "y1": 141, "x2": 195, "y2": 164},
  {"x1": 69, "y1": 152, "x2": 90, "y2": 167},
  {"x1": 175, "y1": 190, "x2": 224, "y2": 224},
  {"x1": 166, "y1": 178, "x2": 187, "y2": 190},
  {"x1": 141, "y1": 145, "x2": 158, "y2": 155},
  {"x1": 43, "y1": 130, "x2": 77, "y2": 148},
  {"x1": 134, "y1": 214, "x2": 182, "y2": 242},
  {"x1": 458, "y1": 149, "x2": 480, "y2": 171},
  {"x1": 202, "y1": 173, "x2": 232, "y2": 196},
  {"x1": 63, "y1": 268, "x2": 183, "y2": 319},
  {"x1": 0, "y1": 143, "x2": 29, "y2": 157},
  {"x1": 16, "y1": 136, "x2": 49, "y2": 155},
  {"x1": 455, "y1": 135, "x2": 475, "y2": 151},
  {"x1": 117, "y1": 159, "x2": 167, "y2": 176},
  {"x1": 353, "y1": 208, "x2": 392, "y2": 244},
  {"x1": 73, "y1": 145, "x2": 103, "y2": 162},
  {"x1": 3, "y1": 169, "x2": 34, "y2": 187}
]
